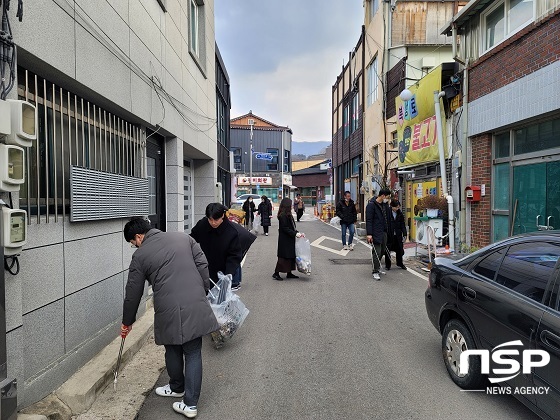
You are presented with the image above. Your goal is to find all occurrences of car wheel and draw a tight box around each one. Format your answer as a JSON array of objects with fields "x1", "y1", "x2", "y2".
[{"x1": 441, "y1": 319, "x2": 486, "y2": 389}]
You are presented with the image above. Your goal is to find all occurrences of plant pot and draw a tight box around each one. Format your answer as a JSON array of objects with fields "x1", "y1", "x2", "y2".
[{"x1": 426, "y1": 208, "x2": 439, "y2": 218}]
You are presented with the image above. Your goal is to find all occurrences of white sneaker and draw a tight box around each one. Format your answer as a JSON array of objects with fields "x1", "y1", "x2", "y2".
[
  {"x1": 343, "y1": 244, "x2": 348, "y2": 250},
  {"x1": 372, "y1": 272, "x2": 381, "y2": 280},
  {"x1": 265, "y1": 233, "x2": 269, "y2": 236},
  {"x1": 379, "y1": 270, "x2": 387, "y2": 275},
  {"x1": 173, "y1": 402, "x2": 197, "y2": 418},
  {"x1": 155, "y1": 384, "x2": 184, "y2": 397},
  {"x1": 350, "y1": 244, "x2": 354, "y2": 251}
]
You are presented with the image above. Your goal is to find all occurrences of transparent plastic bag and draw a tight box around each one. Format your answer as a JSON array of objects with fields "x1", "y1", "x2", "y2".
[
  {"x1": 207, "y1": 272, "x2": 250, "y2": 348},
  {"x1": 330, "y1": 216, "x2": 341, "y2": 226},
  {"x1": 250, "y1": 214, "x2": 261, "y2": 235},
  {"x1": 295, "y1": 237, "x2": 312, "y2": 275}
]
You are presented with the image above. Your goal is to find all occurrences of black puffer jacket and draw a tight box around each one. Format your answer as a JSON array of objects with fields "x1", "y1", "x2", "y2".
[
  {"x1": 336, "y1": 199, "x2": 357, "y2": 224},
  {"x1": 365, "y1": 197, "x2": 388, "y2": 244}
]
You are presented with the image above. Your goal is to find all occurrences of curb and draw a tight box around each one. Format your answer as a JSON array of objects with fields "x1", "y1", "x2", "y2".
[{"x1": 19, "y1": 301, "x2": 155, "y2": 419}]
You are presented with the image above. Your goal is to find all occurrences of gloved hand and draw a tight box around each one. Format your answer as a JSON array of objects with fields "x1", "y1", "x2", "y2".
[{"x1": 121, "y1": 324, "x2": 132, "y2": 338}]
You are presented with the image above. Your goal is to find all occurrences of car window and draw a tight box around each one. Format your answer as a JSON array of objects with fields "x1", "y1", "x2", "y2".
[
  {"x1": 495, "y1": 242, "x2": 560, "y2": 304},
  {"x1": 472, "y1": 248, "x2": 506, "y2": 281}
]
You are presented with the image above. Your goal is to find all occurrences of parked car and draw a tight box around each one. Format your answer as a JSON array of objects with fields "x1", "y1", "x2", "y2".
[{"x1": 425, "y1": 232, "x2": 560, "y2": 420}]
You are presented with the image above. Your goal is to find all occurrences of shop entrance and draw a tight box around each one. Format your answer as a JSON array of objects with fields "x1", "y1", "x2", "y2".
[{"x1": 512, "y1": 161, "x2": 560, "y2": 235}]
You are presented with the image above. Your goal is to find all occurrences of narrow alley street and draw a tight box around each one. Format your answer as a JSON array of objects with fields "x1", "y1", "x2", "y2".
[{"x1": 129, "y1": 215, "x2": 538, "y2": 420}]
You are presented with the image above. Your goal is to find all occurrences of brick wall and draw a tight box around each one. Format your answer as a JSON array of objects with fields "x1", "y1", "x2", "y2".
[
  {"x1": 292, "y1": 173, "x2": 330, "y2": 188},
  {"x1": 470, "y1": 133, "x2": 492, "y2": 247},
  {"x1": 469, "y1": 11, "x2": 560, "y2": 101}
]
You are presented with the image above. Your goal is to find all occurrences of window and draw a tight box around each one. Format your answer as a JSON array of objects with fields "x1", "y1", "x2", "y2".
[
  {"x1": 373, "y1": 146, "x2": 379, "y2": 175},
  {"x1": 266, "y1": 148, "x2": 279, "y2": 171},
  {"x1": 483, "y1": 0, "x2": 534, "y2": 51},
  {"x1": 370, "y1": 0, "x2": 379, "y2": 20},
  {"x1": 352, "y1": 157, "x2": 361, "y2": 175},
  {"x1": 494, "y1": 132, "x2": 510, "y2": 158},
  {"x1": 514, "y1": 118, "x2": 560, "y2": 155},
  {"x1": 190, "y1": 0, "x2": 199, "y2": 56},
  {"x1": 232, "y1": 148, "x2": 242, "y2": 171},
  {"x1": 351, "y1": 94, "x2": 359, "y2": 134},
  {"x1": 284, "y1": 150, "x2": 290, "y2": 173},
  {"x1": 496, "y1": 242, "x2": 560, "y2": 303},
  {"x1": 367, "y1": 58, "x2": 378, "y2": 106},
  {"x1": 472, "y1": 248, "x2": 506, "y2": 281},
  {"x1": 216, "y1": 99, "x2": 226, "y2": 146},
  {"x1": 343, "y1": 104, "x2": 350, "y2": 139},
  {"x1": 189, "y1": 0, "x2": 206, "y2": 69}
]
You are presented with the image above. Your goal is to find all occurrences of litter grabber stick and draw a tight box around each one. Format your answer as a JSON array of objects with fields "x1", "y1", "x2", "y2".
[{"x1": 113, "y1": 336, "x2": 126, "y2": 391}]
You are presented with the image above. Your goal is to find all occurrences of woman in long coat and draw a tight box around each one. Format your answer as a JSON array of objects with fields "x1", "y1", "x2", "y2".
[
  {"x1": 257, "y1": 195, "x2": 273, "y2": 236},
  {"x1": 272, "y1": 198, "x2": 303, "y2": 281}
]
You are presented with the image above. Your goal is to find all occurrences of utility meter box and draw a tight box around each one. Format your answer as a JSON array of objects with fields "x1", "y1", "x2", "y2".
[
  {"x1": 465, "y1": 186, "x2": 481, "y2": 202},
  {"x1": 0, "y1": 144, "x2": 25, "y2": 192},
  {"x1": 4, "y1": 99, "x2": 37, "y2": 148},
  {"x1": 1, "y1": 207, "x2": 27, "y2": 255}
]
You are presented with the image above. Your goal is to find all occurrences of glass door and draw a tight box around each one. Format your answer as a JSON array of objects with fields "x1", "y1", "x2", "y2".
[{"x1": 512, "y1": 161, "x2": 560, "y2": 234}]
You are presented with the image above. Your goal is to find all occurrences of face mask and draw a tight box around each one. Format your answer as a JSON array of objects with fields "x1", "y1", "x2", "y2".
[
  {"x1": 249, "y1": 199, "x2": 253, "y2": 202},
  {"x1": 383, "y1": 198, "x2": 389, "y2": 203}
]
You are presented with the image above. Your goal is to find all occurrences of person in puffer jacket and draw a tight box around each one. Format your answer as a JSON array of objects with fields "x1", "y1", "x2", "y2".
[{"x1": 336, "y1": 191, "x2": 358, "y2": 250}]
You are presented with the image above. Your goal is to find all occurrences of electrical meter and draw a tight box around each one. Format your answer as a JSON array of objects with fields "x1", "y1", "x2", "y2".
[
  {"x1": 1, "y1": 207, "x2": 27, "y2": 255},
  {"x1": 0, "y1": 143, "x2": 25, "y2": 192},
  {"x1": 5, "y1": 99, "x2": 37, "y2": 148}
]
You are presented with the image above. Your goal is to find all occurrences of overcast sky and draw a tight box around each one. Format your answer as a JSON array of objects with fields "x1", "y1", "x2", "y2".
[{"x1": 215, "y1": 1, "x2": 364, "y2": 143}]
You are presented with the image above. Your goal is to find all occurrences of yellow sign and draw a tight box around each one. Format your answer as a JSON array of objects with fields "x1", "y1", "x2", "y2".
[{"x1": 395, "y1": 66, "x2": 448, "y2": 167}]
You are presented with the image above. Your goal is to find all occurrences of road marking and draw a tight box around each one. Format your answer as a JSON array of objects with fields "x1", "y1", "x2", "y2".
[
  {"x1": 408, "y1": 268, "x2": 429, "y2": 281},
  {"x1": 310, "y1": 236, "x2": 349, "y2": 256}
]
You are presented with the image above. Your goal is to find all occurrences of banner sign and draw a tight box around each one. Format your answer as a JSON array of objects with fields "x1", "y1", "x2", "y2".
[
  {"x1": 395, "y1": 65, "x2": 448, "y2": 167},
  {"x1": 255, "y1": 153, "x2": 273, "y2": 161},
  {"x1": 237, "y1": 177, "x2": 272, "y2": 186}
]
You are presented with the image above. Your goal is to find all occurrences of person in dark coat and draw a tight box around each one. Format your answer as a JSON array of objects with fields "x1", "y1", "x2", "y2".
[
  {"x1": 390, "y1": 199, "x2": 407, "y2": 270},
  {"x1": 273, "y1": 197, "x2": 304, "y2": 281},
  {"x1": 366, "y1": 188, "x2": 391, "y2": 280},
  {"x1": 336, "y1": 191, "x2": 358, "y2": 250},
  {"x1": 383, "y1": 196, "x2": 394, "y2": 270},
  {"x1": 257, "y1": 195, "x2": 273, "y2": 236},
  {"x1": 229, "y1": 221, "x2": 257, "y2": 289},
  {"x1": 190, "y1": 203, "x2": 244, "y2": 290},
  {"x1": 242, "y1": 197, "x2": 256, "y2": 228},
  {"x1": 121, "y1": 217, "x2": 218, "y2": 418},
  {"x1": 293, "y1": 193, "x2": 305, "y2": 222}
]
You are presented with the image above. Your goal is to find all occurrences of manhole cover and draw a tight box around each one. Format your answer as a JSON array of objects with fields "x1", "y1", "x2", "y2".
[{"x1": 329, "y1": 259, "x2": 371, "y2": 265}]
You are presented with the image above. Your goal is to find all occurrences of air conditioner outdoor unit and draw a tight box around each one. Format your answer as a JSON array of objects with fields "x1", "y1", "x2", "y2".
[{"x1": 416, "y1": 218, "x2": 443, "y2": 246}]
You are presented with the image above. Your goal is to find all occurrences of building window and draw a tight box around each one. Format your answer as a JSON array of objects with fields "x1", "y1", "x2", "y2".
[
  {"x1": 483, "y1": 0, "x2": 534, "y2": 52},
  {"x1": 367, "y1": 57, "x2": 378, "y2": 107},
  {"x1": 351, "y1": 94, "x2": 359, "y2": 134},
  {"x1": 373, "y1": 146, "x2": 379, "y2": 175},
  {"x1": 284, "y1": 149, "x2": 290, "y2": 173},
  {"x1": 352, "y1": 157, "x2": 361, "y2": 175},
  {"x1": 216, "y1": 99, "x2": 226, "y2": 146},
  {"x1": 370, "y1": 0, "x2": 379, "y2": 20},
  {"x1": 190, "y1": 0, "x2": 199, "y2": 56},
  {"x1": 266, "y1": 148, "x2": 279, "y2": 171},
  {"x1": 343, "y1": 104, "x2": 350, "y2": 139},
  {"x1": 232, "y1": 147, "x2": 242, "y2": 171},
  {"x1": 189, "y1": 0, "x2": 205, "y2": 71}
]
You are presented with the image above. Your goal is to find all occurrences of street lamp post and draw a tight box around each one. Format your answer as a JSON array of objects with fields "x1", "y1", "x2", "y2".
[{"x1": 249, "y1": 121, "x2": 254, "y2": 194}]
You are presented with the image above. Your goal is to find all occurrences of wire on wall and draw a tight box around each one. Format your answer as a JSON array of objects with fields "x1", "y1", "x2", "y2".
[{"x1": 0, "y1": 0, "x2": 24, "y2": 99}]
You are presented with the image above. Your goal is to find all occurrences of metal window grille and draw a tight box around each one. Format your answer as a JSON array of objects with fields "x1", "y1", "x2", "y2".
[{"x1": 17, "y1": 68, "x2": 146, "y2": 223}]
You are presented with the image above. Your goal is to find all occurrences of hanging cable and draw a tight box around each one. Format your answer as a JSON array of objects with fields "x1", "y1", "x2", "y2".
[{"x1": 4, "y1": 254, "x2": 20, "y2": 275}]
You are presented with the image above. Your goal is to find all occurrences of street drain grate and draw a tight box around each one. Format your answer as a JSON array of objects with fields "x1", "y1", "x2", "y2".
[{"x1": 329, "y1": 259, "x2": 371, "y2": 265}]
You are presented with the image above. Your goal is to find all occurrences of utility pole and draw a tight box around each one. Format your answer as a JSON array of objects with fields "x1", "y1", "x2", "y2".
[{"x1": 249, "y1": 120, "x2": 254, "y2": 194}]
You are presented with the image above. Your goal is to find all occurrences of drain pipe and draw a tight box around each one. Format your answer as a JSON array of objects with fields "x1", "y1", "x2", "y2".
[{"x1": 434, "y1": 90, "x2": 455, "y2": 252}]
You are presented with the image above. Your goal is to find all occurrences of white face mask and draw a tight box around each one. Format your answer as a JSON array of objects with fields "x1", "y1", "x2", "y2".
[{"x1": 383, "y1": 198, "x2": 389, "y2": 203}]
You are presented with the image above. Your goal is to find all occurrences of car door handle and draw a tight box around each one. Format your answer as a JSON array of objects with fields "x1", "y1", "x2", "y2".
[
  {"x1": 541, "y1": 330, "x2": 560, "y2": 351},
  {"x1": 462, "y1": 287, "x2": 476, "y2": 300}
]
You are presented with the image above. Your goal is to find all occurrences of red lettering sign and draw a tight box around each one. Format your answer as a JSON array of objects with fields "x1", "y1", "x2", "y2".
[{"x1": 411, "y1": 124, "x2": 421, "y2": 151}]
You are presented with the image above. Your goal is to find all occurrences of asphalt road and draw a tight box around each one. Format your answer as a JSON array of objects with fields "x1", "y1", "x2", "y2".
[{"x1": 136, "y1": 215, "x2": 538, "y2": 420}]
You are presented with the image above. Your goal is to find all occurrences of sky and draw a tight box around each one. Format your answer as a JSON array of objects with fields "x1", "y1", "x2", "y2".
[{"x1": 215, "y1": 1, "x2": 364, "y2": 143}]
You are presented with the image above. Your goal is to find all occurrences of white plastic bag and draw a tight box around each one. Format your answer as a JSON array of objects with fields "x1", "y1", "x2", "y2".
[
  {"x1": 330, "y1": 216, "x2": 341, "y2": 226},
  {"x1": 207, "y1": 272, "x2": 250, "y2": 348},
  {"x1": 295, "y1": 237, "x2": 312, "y2": 275},
  {"x1": 250, "y1": 214, "x2": 261, "y2": 235}
]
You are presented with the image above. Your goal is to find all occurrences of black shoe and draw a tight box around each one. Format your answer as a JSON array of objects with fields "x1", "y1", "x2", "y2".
[
  {"x1": 286, "y1": 272, "x2": 299, "y2": 279},
  {"x1": 385, "y1": 266, "x2": 391, "y2": 270},
  {"x1": 397, "y1": 264, "x2": 407, "y2": 270},
  {"x1": 272, "y1": 273, "x2": 283, "y2": 281}
]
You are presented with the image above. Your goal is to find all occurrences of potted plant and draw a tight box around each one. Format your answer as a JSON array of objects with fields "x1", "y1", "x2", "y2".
[{"x1": 417, "y1": 195, "x2": 448, "y2": 218}]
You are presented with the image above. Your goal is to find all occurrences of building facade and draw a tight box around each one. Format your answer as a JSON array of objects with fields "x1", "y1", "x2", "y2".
[
  {"x1": 230, "y1": 112, "x2": 293, "y2": 204},
  {"x1": 1, "y1": 0, "x2": 219, "y2": 409},
  {"x1": 216, "y1": 44, "x2": 232, "y2": 207},
  {"x1": 443, "y1": 0, "x2": 560, "y2": 247},
  {"x1": 292, "y1": 159, "x2": 331, "y2": 206}
]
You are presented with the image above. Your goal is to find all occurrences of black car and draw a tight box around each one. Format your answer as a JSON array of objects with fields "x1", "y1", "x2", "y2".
[{"x1": 425, "y1": 232, "x2": 560, "y2": 420}]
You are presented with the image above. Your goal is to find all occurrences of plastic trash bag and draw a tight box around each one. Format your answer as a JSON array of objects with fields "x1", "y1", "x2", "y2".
[
  {"x1": 250, "y1": 214, "x2": 261, "y2": 235},
  {"x1": 295, "y1": 237, "x2": 312, "y2": 275},
  {"x1": 330, "y1": 216, "x2": 341, "y2": 226},
  {"x1": 207, "y1": 272, "x2": 250, "y2": 348}
]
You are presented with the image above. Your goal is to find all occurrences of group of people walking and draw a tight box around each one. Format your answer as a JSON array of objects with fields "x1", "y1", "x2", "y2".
[{"x1": 242, "y1": 195, "x2": 273, "y2": 235}]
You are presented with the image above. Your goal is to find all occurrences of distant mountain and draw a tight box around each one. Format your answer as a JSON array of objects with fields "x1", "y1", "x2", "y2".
[{"x1": 291, "y1": 141, "x2": 331, "y2": 158}]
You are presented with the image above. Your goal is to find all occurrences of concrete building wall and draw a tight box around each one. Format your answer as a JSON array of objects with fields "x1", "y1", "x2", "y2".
[{"x1": 5, "y1": 0, "x2": 217, "y2": 407}]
